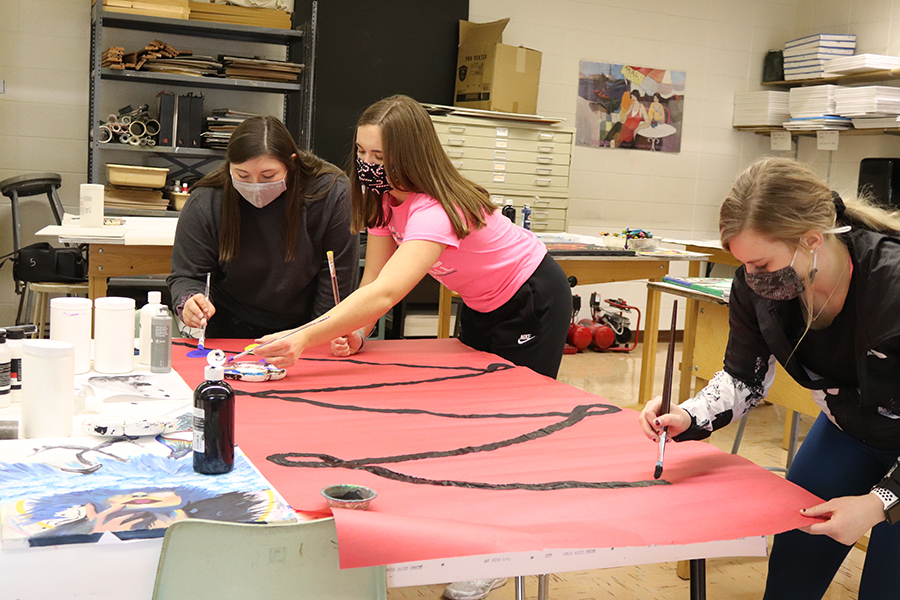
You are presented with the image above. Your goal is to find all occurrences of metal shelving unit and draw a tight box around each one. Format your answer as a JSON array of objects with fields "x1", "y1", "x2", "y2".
[{"x1": 88, "y1": 2, "x2": 317, "y2": 183}]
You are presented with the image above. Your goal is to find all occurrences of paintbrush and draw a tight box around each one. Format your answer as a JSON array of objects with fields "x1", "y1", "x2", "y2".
[
  {"x1": 654, "y1": 299, "x2": 678, "y2": 480},
  {"x1": 225, "y1": 315, "x2": 331, "y2": 364},
  {"x1": 198, "y1": 272, "x2": 211, "y2": 350},
  {"x1": 326, "y1": 250, "x2": 341, "y2": 305}
]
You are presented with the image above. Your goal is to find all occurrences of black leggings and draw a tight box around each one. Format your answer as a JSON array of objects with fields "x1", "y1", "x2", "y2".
[{"x1": 458, "y1": 254, "x2": 571, "y2": 379}]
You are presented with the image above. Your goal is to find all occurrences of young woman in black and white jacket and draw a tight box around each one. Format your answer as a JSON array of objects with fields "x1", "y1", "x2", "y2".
[{"x1": 640, "y1": 157, "x2": 900, "y2": 600}]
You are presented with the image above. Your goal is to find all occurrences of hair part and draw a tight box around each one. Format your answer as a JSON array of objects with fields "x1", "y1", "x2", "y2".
[
  {"x1": 348, "y1": 95, "x2": 495, "y2": 237},
  {"x1": 720, "y1": 156, "x2": 900, "y2": 252},
  {"x1": 194, "y1": 116, "x2": 341, "y2": 262}
]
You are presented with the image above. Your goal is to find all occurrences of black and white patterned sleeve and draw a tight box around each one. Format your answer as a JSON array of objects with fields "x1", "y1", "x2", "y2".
[{"x1": 674, "y1": 356, "x2": 777, "y2": 441}]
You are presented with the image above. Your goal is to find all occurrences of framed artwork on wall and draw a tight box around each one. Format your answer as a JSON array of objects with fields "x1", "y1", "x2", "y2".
[{"x1": 576, "y1": 61, "x2": 685, "y2": 153}]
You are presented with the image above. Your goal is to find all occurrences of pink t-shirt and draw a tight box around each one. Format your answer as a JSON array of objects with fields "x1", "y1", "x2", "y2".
[{"x1": 368, "y1": 193, "x2": 546, "y2": 312}]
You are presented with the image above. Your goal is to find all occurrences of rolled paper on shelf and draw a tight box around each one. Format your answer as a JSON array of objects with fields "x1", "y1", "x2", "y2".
[
  {"x1": 128, "y1": 119, "x2": 146, "y2": 138},
  {"x1": 144, "y1": 119, "x2": 160, "y2": 136},
  {"x1": 99, "y1": 125, "x2": 112, "y2": 143}
]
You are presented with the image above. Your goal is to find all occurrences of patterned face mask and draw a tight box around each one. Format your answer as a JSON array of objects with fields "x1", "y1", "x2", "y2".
[
  {"x1": 231, "y1": 177, "x2": 286, "y2": 209},
  {"x1": 745, "y1": 244, "x2": 816, "y2": 301},
  {"x1": 355, "y1": 157, "x2": 393, "y2": 195}
]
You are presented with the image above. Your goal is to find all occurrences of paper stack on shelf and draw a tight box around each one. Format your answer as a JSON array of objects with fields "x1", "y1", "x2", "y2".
[
  {"x1": 783, "y1": 33, "x2": 856, "y2": 80},
  {"x1": 733, "y1": 91, "x2": 791, "y2": 127},
  {"x1": 825, "y1": 53, "x2": 900, "y2": 75},
  {"x1": 219, "y1": 56, "x2": 304, "y2": 83},
  {"x1": 785, "y1": 85, "x2": 851, "y2": 130},
  {"x1": 203, "y1": 108, "x2": 260, "y2": 149},
  {"x1": 102, "y1": 0, "x2": 189, "y2": 19},
  {"x1": 105, "y1": 186, "x2": 170, "y2": 210},
  {"x1": 188, "y1": 1, "x2": 291, "y2": 29},
  {"x1": 851, "y1": 115, "x2": 900, "y2": 129},
  {"x1": 834, "y1": 86, "x2": 900, "y2": 117}
]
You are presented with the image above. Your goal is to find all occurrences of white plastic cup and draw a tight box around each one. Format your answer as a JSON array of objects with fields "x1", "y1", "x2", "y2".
[
  {"x1": 93, "y1": 296, "x2": 135, "y2": 374},
  {"x1": 50, "y1": 297, "x2": 93, "y2": 374},
  {"x1": 79, "y1": 183, "x2": 105, "y2": 228},
  {"x1": 21, "y1": 340, "x2": 75, "y2": 438}
]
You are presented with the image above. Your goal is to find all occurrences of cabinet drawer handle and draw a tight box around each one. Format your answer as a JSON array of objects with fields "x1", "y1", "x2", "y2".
[
  {"x1": 493, "y1": 173, "x2": 506, "y2": 183},
  {"x1": 536, "y1": 167, "x2": 553, "y2": 175},
  {"x1": 536, "y1": 156, "x2": 553, "y2": 164},
  {"x1": 495, "y1": 127, "x2": 509, "y2": 137},
  {"x1": 531, "y1": 222, "x2": 550, "y2": 229},
  {"x1": 448, "y1": 138, "x2": 465, "y2": 146},
  {"x1": 537, "y1": 145, "x2": 554, "y2": 153},
  {"x1": 535, "y1": 178, "x2": 552, "y2": 186},
  {"x1": 539, "y1": 133, "x2": 555, "y2": 140},
  {"x1": 452, "y1": 161, "x2": 464, "y2": 169},
  {"x1": 533, "y1": 198, "x2": 551, "y2": 205},
  {"x1": 447, "y1": 150, "x2": 464, "y2": 158},
  {"x1": 449, "y1": 126, "x2": 466, "y2": 133}
]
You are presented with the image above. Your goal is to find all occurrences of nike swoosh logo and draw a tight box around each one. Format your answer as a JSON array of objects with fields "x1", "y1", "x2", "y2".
[{"x1": 518, "y1": 334, "x2": 534, "y2": 345}]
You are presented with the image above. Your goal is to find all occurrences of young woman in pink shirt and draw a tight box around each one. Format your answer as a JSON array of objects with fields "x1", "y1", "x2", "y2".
[{"x1": 255, "y1": 94, "x2": 571, "y2": 380}]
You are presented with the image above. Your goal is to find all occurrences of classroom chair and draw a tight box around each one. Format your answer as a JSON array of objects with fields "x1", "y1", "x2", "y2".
[
  {"x1": 152, "y1": 517, "x2": 387, "y2": 600},
  {"x1": 0, "y1": 173, "x2": 83, "y2": 325}
]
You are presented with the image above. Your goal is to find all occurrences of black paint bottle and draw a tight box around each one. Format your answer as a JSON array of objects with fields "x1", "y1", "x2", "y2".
[{"x1": 193, "y1": 364, "x2": 235, "y2": 474}]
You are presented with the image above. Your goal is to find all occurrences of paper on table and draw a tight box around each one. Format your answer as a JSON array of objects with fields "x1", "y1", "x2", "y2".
[{"x1": 173, "y1": 340, "x2": 823, "y2": 570}]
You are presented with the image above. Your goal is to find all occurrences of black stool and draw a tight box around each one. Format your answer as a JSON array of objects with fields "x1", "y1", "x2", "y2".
[{"x1": 1, "y1": 173, "x2": 68, "y2": 323}]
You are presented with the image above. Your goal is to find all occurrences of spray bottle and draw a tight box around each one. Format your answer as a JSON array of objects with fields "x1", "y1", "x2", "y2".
[
  {"x1": 521, "y1": 203, "x2": 532, "y2": 230},
  {"x1": 193, "y1": 350, "x2": 235, "y2": 474},
  {"x1": 139, "y1": 291, "x2": 165, "y2": 365}
]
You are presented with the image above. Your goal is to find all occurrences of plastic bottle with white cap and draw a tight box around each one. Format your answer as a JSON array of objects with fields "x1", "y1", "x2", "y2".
[
  {"x1": 193, "y1": 351, "x2": 235, "y2": 474},
  {"x1": 5, "y1": 325, "x2": 36, "y2": 403},
  {"x1": 21, "y1": 339, "x2": 75, "y2": 438},
  {"x1": 0, "y1": 329, "x2": 11, "y2": 409},
  {"x1": 139, "y1": 291, "x2": 165, "y2": 365}
]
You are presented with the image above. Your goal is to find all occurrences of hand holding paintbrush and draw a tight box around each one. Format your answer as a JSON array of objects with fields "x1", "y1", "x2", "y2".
[{"x1": 654, "y1": 300, "x2": 678, "y2": 479}]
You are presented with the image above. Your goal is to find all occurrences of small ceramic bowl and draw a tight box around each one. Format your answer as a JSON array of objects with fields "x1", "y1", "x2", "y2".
[
  {"x1": 321, "y1": 484, "x2": 377, "y2": 510},
  {"x1": 627, "y1": 237, "x2": 660, "y2": 251},
  {"x1": 599, "y1": 235, "x2": 627, "y2": 249}
]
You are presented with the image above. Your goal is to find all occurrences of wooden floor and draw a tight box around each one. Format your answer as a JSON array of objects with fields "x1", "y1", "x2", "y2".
[{"x1": 387, "y1": 343, "x2": 864, "y2": 600}]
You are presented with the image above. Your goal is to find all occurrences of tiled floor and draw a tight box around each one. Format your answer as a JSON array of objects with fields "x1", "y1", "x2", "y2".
[{"x1": 387, "y1": 343, "x2": 864, "y2": 600}]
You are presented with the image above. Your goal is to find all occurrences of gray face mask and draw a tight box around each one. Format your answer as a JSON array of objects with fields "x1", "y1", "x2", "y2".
[
  {"x1": 231, "y1": 176, "x2": 286, "y2": 209},
  {"x1": 744, "y1": 245, "x2": 813, "y2": 300}
]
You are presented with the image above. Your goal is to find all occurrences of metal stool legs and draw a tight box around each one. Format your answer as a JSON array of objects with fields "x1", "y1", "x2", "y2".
[{"x1": 731, "y1": 409, "x2": 801, "y2": 472}]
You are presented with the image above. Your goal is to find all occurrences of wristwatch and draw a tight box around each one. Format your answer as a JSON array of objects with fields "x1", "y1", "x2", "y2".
[
  {"x1": 872, "y1": 486, "x2": 900, "y2": 524},
  {"x1": 873, "y1": 462, "x2": 900, "y2": 525}
]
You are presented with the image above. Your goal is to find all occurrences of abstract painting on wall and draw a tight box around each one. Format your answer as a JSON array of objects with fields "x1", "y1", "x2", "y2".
[{"x1": 576, "y1": 61, "x2": 686, "y2": 152}]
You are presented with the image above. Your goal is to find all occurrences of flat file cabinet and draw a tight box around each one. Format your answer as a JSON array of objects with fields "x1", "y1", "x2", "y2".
[{"x1": 431, "y1": 113, "x2": 574, "y2": 232}]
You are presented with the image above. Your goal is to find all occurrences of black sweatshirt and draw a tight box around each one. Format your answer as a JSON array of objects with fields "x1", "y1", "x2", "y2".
[{"x1": 167, "y1": 172, "x2": 359, "y2": 332}]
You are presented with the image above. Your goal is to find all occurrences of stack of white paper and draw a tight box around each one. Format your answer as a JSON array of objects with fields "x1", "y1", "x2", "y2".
[
  {"x1": 784, "y1": 33, "x2": 856, "y2": 80},
  {"x1": 733, "y1": 91, "x2": 791, "y2": 126},
  {"x1": 825, "y1": 53, "x2": 900, "y2": 75},
  {"x1": 834, "y1": 86, "x2": 900, "y2": 117},
  {"x1": 788, "y1": 85, "x2": 839, "y2": 117},
  {"x1": 851, "y1": 115, "x2": 900, "y2": 129}
]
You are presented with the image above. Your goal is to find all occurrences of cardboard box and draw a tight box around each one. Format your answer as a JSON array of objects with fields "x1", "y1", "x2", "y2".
[{"x1": 454, "y1": 18, "x2": 542, "y2": 114}]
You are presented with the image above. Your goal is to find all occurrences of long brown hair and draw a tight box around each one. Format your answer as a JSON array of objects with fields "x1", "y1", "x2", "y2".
[
  {"x1": 348, "y1": 95, "x2": 496, "y2": 237},
  {"x1": 194, "y1": 116, "x2": 342, "y2": 262}
]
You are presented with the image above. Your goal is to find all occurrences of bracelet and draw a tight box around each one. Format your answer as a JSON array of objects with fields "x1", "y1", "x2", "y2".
[{"x1": 356, "y1": 328, "x2": 367, "y2": 350}]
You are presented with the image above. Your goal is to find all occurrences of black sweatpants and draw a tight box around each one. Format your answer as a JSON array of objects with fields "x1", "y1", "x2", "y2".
[{"x1": 458, "y1": 254, "x2": 571, "y2": 379}]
